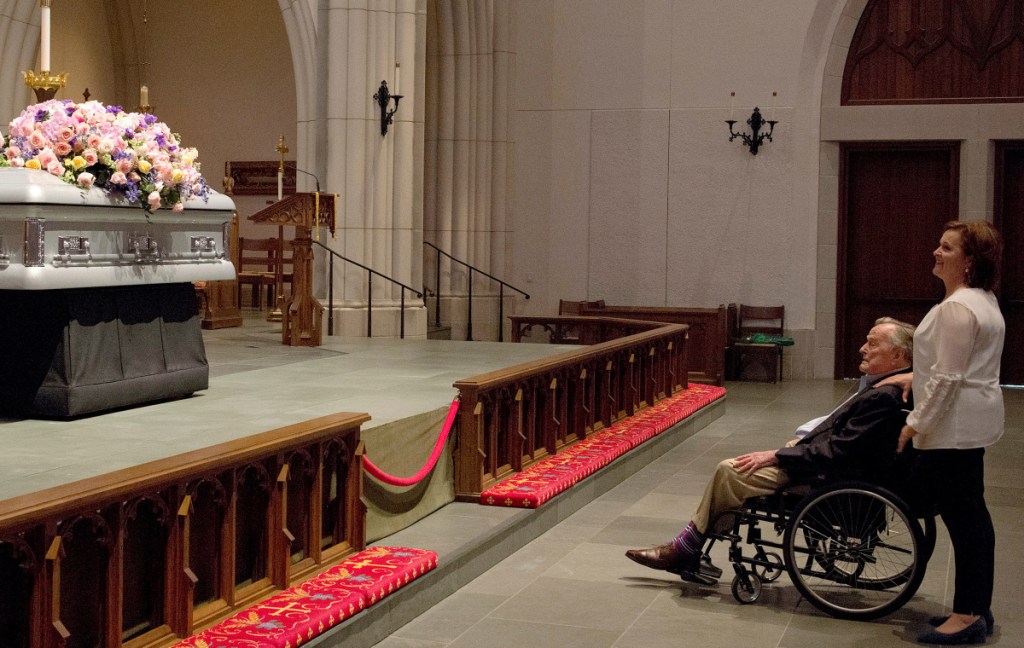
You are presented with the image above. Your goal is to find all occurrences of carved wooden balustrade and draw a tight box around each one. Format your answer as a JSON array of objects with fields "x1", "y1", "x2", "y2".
[
  {"x1": 538, "y1": 304, "x2": 730, "y2": 385},
  {"x1": 454, "y1": 317, "x2": 688, "y2": 499},
  {"x1": 0, "y1": 412, "x2": 367, "y2": 648}
]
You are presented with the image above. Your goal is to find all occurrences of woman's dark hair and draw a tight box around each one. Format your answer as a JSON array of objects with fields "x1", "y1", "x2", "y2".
[{"x1": 944, "y1": 220, "x2": 1003, "y2": 291}]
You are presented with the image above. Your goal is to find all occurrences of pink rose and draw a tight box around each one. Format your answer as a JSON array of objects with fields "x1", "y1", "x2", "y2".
[
  {"x1": 54, "y1": 141, "x2": 72, "y2": 156},
  {"x1": 172, "y1": 202, "x2": 184, "y2": 212},
  {"x1": 155, "y1": 163, "x2": 174, "y2": 183},
  {"x1": 4, "y1": 146, "x2": 20, "y2": 159},
  {"x1": 86, "y1": 135, "x2": 101, "y2": 149},
  {"x1": 47, "y1": 160, "x2": 63, "y2": 176},
  {"x1": 58, "y1": 127, "x2": 74, "y2": 142},
  {"x1": 147, "y1": 191, "x2": 162, "y2": 210},
  {"x1": 28, "y1": 130, "x2": 47, "y2": 148},
  {"x1": 83, "y1": 148, "x2": 99, "y2": 165},
  {"x1": 76, "y1": 172, "x2": 95, "y2": 188},
  {"x1": 109, "y1": 171, "x2": 127, "y2": 185},
  {"x1": 9, "y1": 158, "x2": 24, "y2": 168},
  {"x1": 129, "y1": 171, "x2": 141, "y2": 182},
  {"x1": 37, "y1": 149, "x2": 56, "y2": 168}
]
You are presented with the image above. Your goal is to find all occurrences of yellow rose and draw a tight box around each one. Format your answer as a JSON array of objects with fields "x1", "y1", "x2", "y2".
[
  {"x1": 171, "y1": 168, "x2": 184, "y2": 183},
  {"x1": 71, "y1": 156, "x2": 87, "y2": 170},
  {"x1": 25, "y1": 158, "x2": 41, "y2": 170},
  {"x1": 138, "y1": 159, "x2": 153, "y2": 173}
]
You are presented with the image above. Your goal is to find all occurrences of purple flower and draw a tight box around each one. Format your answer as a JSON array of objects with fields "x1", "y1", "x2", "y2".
[
  {"x1": 144, "y1": 114, "x2": 157, "y2": 125},
  {"x1": 106, "y1": 105, "x2": 123, "y2": 114},
  {"x1": 34, "y1": 109, "x2": 48, "y2": 122},
  {"x1": 124, "y1": 183, "x2": 141, "y2": 204}
]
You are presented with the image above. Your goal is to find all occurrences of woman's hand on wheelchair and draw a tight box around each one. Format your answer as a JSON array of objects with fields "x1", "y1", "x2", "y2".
[
  {"x1": 896, "y1": 424, "x2": 917, "y2": 453},
  {"x1": 733, "y1": 450, "x2": 779, "y2": 475}
]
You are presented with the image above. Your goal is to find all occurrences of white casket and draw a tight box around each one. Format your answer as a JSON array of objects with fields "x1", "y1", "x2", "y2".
[
  {"x1": 0, "y1": 167, "x2": 235, "y2": 288},
  {"x1": 0, "y1": 168, "x2": 235, "y2": 417}
]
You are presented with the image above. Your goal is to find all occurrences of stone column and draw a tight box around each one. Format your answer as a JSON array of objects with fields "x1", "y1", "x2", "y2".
[
  {"x1": 424, "y1": 0, "x2": 516, "y2": 341},
  {"x1": 320, "y1": 0, "x2": 427, "y2": 338}
]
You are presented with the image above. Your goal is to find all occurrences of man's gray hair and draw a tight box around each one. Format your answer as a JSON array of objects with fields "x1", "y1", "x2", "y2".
[{"x1": 875, "y1": 316, "x2": 915, "y2": 361}]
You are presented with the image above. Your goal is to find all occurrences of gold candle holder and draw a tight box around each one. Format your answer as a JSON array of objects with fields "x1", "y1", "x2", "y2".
[
  {"x1": 137, "y1": 104, "x2": 156, "y2": 114},
  {"x1": 22, "y1": 69, "x2": 67, "y2": 102}
]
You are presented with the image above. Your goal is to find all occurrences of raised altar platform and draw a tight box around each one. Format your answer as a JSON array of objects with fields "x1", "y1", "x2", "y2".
[{"x1": 0, "y1": 314, "x2": 728, "y2": 646}]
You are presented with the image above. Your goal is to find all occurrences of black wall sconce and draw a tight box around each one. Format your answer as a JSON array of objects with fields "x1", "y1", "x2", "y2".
[
  {"x1": 373, "y1": 80, "x2": 402, "y2": 136},
  {"x1": 725, "y1": 92, "x2": 778, "y2": 156}
]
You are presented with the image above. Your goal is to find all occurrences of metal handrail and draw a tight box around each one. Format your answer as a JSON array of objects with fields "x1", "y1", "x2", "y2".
[
  {"x1": 313, "y1": 240, "x2": 423, "y2": 339},
  {"x1": 424, "y1": 241, "x2": 530, "y2": 341}
]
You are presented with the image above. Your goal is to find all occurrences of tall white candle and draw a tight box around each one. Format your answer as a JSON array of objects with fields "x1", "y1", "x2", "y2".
[
  {"x1": 40, "y1": 4, "x2": 51, "y2": 71},
  {"x1": 771, "y1": 91, "x2": 777, "y2": 120},
  {"x1": 278, "y1": 169, "x2": 283, "y2": 201},
  {"x1": 394, "y1": 63, "x2": 401, "y2": 95},
  {"x1": 140, "y1": 85, "x2": 149, "y2": 106},
  {"x1": 729, "y1": 92, "x2": 735, "y2": 120}
]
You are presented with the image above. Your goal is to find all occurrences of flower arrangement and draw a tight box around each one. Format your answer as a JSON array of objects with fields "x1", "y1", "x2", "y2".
[{"x1": 0, "y1": 99, "x2": 210, "y2": 213}]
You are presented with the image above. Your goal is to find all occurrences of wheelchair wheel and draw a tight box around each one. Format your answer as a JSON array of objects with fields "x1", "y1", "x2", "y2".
[
  {"x1": 783, "y1": 483, "x2": 926, "y2": 620},
  {"x1": 754, "y1": 550, "x2": 784, "y2": 583},
  {"x1": 731, "y1": 571, "x2": 762, "y2": 604}
]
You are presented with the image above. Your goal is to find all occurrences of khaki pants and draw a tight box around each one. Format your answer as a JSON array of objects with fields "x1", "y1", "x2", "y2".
[{"x1": 693, "y1": 459, "x2": 790, "y2": 533}]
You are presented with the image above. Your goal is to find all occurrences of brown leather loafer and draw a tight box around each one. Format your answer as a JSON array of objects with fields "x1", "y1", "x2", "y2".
[{"x1": 625, "y1": 543, "x2": 683, "y2": 572}]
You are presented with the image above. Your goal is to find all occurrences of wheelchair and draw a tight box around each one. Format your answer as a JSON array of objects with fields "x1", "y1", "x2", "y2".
[{"x1": 698, "y1": 480, "x2": 937, "y2": 621}]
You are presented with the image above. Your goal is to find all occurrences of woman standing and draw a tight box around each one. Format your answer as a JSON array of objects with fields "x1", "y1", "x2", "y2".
[{"x1": 899, "y1": 220, "x2": 1004, "y2": 645}]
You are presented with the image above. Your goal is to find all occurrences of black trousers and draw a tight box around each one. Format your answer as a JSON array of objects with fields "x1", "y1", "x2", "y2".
[{"x1": 916, "y1": 447, "x2": 994, "y2": 615}]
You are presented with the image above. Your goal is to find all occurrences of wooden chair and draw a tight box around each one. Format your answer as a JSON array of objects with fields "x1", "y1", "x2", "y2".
[
  {"x1": 236, "y1": 237, "x2": 282, "y2": 309},
  {"x1": 732, "y1": 304, "x2": 786, "y2": 382}
]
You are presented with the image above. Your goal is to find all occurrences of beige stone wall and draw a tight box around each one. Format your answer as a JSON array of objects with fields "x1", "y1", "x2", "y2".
[{"x1": 40, "y1": 0, "x2": 297, "y2": 240}]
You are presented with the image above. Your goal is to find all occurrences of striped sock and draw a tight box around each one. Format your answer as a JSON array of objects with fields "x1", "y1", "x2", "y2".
[{"x1": 671, "y1": 521, "x2": 705, "y2": 558}]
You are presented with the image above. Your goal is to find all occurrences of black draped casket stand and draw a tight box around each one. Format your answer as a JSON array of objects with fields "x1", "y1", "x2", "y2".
[
  {"x1": 1, "y1": 283, "x2": 208, "y2": 417},
  {"x1": 0, "y1": 168, "x2": 236, "y2": 418}
]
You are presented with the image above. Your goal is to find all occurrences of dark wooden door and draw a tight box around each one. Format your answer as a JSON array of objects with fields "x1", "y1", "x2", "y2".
[
  {"x1": 995, "y1": 142, "x2": 1024, "y2": 385},
  {"x1": 837, "y1": 143, "x2": 960, "y2": 378}
]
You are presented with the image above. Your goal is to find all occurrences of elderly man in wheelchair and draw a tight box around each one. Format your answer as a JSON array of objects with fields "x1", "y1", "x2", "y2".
[{"x1": 627, "y1": 317, "x2": 933, "y2": 620}]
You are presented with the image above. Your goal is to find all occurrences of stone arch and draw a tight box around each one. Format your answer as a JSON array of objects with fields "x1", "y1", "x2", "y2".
[{"x1": 0, "y1": 0, "x2": 45, "y2": 121}]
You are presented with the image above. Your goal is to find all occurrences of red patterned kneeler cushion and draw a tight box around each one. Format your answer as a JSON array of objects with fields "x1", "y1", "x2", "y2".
[
  {"x1": 480, "y1": 385, "x2": 725, "y2": 508},
  {"x1": 173, "y1": 585, "x2": 366, "y2": 648},
  {"x1": 172, "y1": 546, "x2": 437, "y2": 648},
  {"x1": 309, "y1": 546, "x2": 438, "y2": 606}
]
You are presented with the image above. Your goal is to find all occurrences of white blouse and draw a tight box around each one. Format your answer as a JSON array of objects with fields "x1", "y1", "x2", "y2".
[{"x1": 906, "y1": 287, "x2": 1005, "y2": 449}]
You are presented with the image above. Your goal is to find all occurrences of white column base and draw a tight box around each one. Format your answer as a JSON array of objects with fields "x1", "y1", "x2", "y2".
[{"x1": 324, "y1": 304, "x2": 428, "y2": 339}]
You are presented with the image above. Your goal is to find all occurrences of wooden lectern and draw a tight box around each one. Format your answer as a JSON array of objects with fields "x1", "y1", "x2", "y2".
[{"x1": 248, "y1": 193, "x2": 336, "y2": 346}]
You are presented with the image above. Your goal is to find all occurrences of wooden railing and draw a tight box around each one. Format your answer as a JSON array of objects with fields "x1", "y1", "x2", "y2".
[
  {"x1": 454, "y1": 317, "x2": 688, "y2": 499},
  {"x1": 0, "y1": 412, "x2": 367, "y2": 648},
  {"x1": 536, "y1": 303, "x2": 730, "y2": 385}
]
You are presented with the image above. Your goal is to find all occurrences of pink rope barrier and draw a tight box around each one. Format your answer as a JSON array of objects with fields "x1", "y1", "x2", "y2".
[{"x1": 361, "y1": 399, "x2": 460, "y2": 487}]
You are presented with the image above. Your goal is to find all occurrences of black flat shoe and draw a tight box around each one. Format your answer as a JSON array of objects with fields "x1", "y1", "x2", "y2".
[
  {"x1": 917, "y1": 617, "x2": 987, "y2": 645},
  {"x1": 928, "y1": 611, "x2": 994, "y2": 636}
]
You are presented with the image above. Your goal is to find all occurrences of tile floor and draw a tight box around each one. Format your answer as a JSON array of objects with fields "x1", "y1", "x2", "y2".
[{"x1": 370, "y1": 380, "x2": 1024, "y2": 648}]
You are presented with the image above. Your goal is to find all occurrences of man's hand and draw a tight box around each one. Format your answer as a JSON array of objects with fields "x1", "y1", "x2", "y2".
[
  {"x1": 875, "y1": 372, "x2": 912, "y2": 403},
  {"x1": 732, "y1": 450, "x2": 779, "y2": 475},
  {"x1": 896, "y1": 424, "x2": 917, "y2": 453}
]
